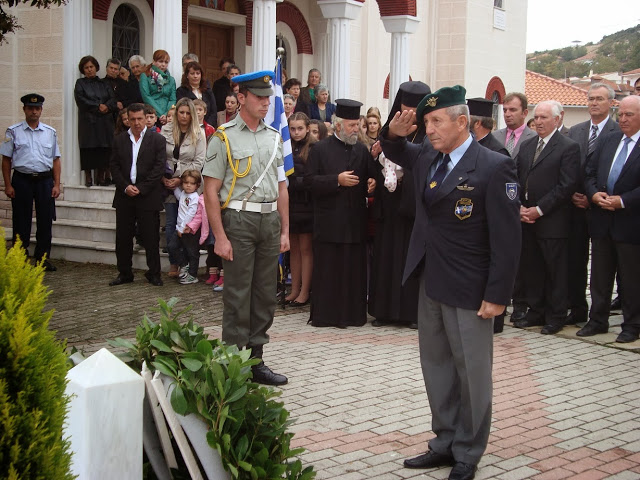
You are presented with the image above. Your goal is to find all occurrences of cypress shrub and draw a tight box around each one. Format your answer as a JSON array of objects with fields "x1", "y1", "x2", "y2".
[{"x1": 0, "y1": 233, "x2": 74, "y2": 480}]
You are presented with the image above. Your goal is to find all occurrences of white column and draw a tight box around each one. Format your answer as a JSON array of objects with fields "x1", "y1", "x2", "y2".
[
  {"x1": 153, "y1": 0, "x2": 183, "y2": 79},
  {"x1": 62, "y1": 0, "x2": 93, "y2": 186},
  {"x1": 381, "y1": 15, "x2": 420, "y2": 110},
  {"x1": 317, "y1": 0, "x2": 363, "y2": 100},
  {"x1": 251, "y1": 0, "x2": 281, "y2": 71}
]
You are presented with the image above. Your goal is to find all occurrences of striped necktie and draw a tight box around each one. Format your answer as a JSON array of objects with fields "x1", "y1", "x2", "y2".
[
  {"x1": 606, "y1": 137, "x2": 632, "y2": 194},
  {"x1": 505, "y1": 131, "x2": 516, "y2": 156},
  {"x1": 533, "y1": 138, "x2": 545, "y2": 164},
  {"x1": 587, "y1": 125, "x2": 598, "y2": 155}
]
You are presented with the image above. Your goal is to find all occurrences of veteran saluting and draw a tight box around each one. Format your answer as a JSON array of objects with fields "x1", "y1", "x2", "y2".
[
  {"x1": 381, "y1": 86, "x2": 521, "y2": 480},
  {"x1": 1, "y1": 94, "x2": 61, "y2": 271},
  {"x1": 202, "y1": 70, "x2": 290, "y2": 386}
]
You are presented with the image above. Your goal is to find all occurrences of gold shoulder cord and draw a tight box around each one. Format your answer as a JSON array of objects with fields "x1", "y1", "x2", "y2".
[{"x1": 214, "y1": 126, "x2": 252, "y2": 209}]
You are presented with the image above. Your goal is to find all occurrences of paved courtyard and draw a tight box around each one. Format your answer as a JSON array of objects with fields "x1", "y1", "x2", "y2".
[{"x1": 44, "y1": 261, "x2": 640, "y2": 480}]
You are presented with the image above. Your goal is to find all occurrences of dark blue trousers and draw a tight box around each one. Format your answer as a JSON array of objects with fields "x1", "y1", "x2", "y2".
[{"x1": 11, "y1": 171, "x2": 54, "y2": 261}]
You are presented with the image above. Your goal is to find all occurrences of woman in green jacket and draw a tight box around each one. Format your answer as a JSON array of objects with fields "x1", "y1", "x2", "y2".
[{"x1": 139, "y1": 49, "x2": 176, "y2": 126}]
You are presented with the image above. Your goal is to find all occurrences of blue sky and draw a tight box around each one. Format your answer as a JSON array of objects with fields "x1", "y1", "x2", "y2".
[{"x1": 527, "y1": 0, "x2": 640, "y2": 53}]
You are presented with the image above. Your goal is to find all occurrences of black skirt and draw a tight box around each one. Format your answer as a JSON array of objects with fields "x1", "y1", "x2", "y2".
[
  {"x1": 80, "y1": 147, "x2": 111, "y2": 170},
  {"x1": 310, "y1": 241, "x2": 368, "y2": 327}
]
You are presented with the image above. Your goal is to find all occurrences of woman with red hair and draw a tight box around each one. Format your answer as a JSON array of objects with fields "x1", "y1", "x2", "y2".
[{"x1": 139, "y1": 49, "x2": 177, "y2": 125}]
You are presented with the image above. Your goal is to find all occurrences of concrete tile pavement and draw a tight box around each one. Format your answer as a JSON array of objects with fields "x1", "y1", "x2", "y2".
[{"x1": 43, "y1": 262, "x2": 640, "y2": 479}]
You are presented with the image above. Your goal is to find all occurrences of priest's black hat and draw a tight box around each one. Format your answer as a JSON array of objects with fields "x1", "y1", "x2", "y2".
[
  {"x1": 467, "y1": 97, "x2": 495, "y2": 118},
  {"x1": 335, "y1": 99, "x2": 363, "y2": 120},
  {"x1": 398, "y1": 81, "x2": 431, "y2": 108}
]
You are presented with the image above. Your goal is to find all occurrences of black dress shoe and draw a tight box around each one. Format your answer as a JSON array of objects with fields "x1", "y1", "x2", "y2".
[
  {"x1": 371, "y1": 319, "x2": 387, "y2": 327},
  {"x1": 109, "y1": 275, "x2": 134, "y2": 286},
  {"x1": 403, "y1": 450, "x2": 455, "y2": 469},
  {"x1": 610, "y1": 296, "x2": 622, "y2": 311},
  {"x1": 513, "y1": 317, "x2": 545, "y2": 328},
  {"x1": 576, "y1": 322, "x2": 609, "y2": 337},
  {"x1": 409, "y1": 322, "x2": 418, "y2": 330},
  {"x1": 145, "y1": 273, "x2": 163, "y2": 286},
  {"x1": 565, "y1": 312, "x2": 587, "y2": 325},
  {"x1": 41, "y1": 259, "x2": 57, "y2": 272},
  {"x1": 541, "y1": 324, "x2": 563, "y2": 335},
  {"x1": 493, "y1": 314, "x2": 505, "y2": 334},
  {"x1": 251, "y1": 361, "x2": 288, "y2": 386},
  {"x1": 510, "y1": 309, "x2": 527, "y2": 322},
  {"x1": 449, "y1": 462, "x2": 477, "y2": 480},
  {"x1": 616, "y1": 331, "x2": 639, "y2": 343}
]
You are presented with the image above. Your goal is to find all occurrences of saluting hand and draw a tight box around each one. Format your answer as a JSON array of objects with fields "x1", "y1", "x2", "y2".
[
  {"x1": 388, "y1": 110, "x2": 417, "y2": 139},
  {"x1": 338, "y1": 170, "x2": 359, "y2": 187}
]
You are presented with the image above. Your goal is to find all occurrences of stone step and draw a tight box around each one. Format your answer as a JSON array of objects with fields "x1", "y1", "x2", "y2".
[
  {"x1": 4, "y1": 227, "x2": 207, "y2": 272},
  {"x1": 55, "y1": 200, "x2": 116, "y2": 223},
  {"x1": 63, "y1": 185, "x2": 115, "y2": 204},
  {"x1": 50, "y1": 218, "x2": 116, "y2": 244}
]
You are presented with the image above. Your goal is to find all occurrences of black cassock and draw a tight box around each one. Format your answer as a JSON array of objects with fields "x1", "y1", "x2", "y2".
[
  {"x1": 307, "y1": 135, "x2": 376, "y2": 327},
  {"x1": 367, "y1": 133, "x2": 425, "y2": 325}
]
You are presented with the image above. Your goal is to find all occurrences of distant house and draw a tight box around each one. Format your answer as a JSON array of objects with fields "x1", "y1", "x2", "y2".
[
  {"x1": 571, "y1": 74, "x2": 633, "y2": 100},
  {"x1": 525, "y1": 70, "x2": 590, "y2": 128}
]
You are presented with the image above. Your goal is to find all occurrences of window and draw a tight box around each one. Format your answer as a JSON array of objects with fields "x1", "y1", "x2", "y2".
[
  {"x1": 112, "y1": 5, "x2": 140, "y2": 66},
  {"x1": 494, "y1": 0, "x2": 504, "y2": 9}
]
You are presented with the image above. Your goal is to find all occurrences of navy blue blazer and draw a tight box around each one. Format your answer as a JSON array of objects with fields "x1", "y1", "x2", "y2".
[
  {"x1": 381, "y1": 135, "x2": 521, "y2": 310},
  {"x1": 585, "y1": 131, "x2": 640, "y2": 244},
  {"x1": 308, "y1": 102, "x2": 336, "y2": 123}
]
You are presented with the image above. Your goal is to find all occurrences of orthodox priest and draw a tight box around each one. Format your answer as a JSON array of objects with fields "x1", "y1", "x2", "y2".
[
  {"x1": 307, "y1": 99, "x2": 377, "y2": 327},
  {"x1": 368, "y1": 81, "x2": 432, "y2": 329}
]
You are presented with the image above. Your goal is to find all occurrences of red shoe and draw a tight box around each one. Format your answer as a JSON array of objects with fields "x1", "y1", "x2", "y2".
[{"x1": 205, "y1": 267, "x2": 220, "y2": 285}]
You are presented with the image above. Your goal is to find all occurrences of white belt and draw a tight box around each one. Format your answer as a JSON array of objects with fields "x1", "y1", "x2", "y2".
[{"x1": 227, "y1": 200, "x2": 278, "y2": 214}]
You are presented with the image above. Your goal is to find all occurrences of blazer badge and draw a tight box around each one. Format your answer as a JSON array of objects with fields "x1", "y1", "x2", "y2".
[
  {"x1": 506, "y1": 183, "x2": 518, "y2": 200},
  {"x1": 456, "y1": 184, "x2": 475, "y2": 191},
  {"x1": 426, "y1": 97, "x2": 438, "y2": 107},
  {"x1": 429, "y1": 180, "x2": 437, "y2": 189},
  {"x1": 454, "y1": 198, "x2": 473, "y2": 220}
]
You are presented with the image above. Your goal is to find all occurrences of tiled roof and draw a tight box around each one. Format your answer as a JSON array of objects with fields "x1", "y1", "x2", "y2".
[
  {"x1": 525, "y1": 70, "x2": 588, "y2": 106},
  {"x1": 622, "y1": 67, "x2": 640, "y2": 75}
]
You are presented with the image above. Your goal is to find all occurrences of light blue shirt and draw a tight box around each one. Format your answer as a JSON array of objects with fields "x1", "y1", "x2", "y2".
[
  {"x1": 429, "y1": 133, "x2": 473, "y2": 180},
  {"x1": 0, "y1": 121, "x2": 60, "y2": 174}
]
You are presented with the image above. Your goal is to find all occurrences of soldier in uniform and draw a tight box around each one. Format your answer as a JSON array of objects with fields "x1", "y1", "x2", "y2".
[
  {"x1": 1, "y1": 94, "x2": 61, "y2": 271},
  {"x1": 202, "y1": 70, "x2": 290, "y2": 386}
]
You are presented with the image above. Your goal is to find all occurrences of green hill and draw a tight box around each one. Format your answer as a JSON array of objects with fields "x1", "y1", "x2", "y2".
[{"x1": 527, "y1": 24, "x2": 640, "y2": 79}]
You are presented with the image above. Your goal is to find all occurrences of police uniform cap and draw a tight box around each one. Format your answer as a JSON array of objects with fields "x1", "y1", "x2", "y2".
[
  {"x1": 467, "y1": 97, "x2": 495, "y2": 118},
  {"x1": 335, "y1": 99, "x2": 362, "y2": 120},
  {"x1": 398, "y1": 81, "x2": 431, "y2": 108},
  {"x1": 21, "y1": 93, "x2": 45, "y2": 107},
  {"x1": 417, "y1": 85, "x2": 467, "y2": 120},
  {"x1": 234, "y1": 70, "x2": 275, "y2": 97}
]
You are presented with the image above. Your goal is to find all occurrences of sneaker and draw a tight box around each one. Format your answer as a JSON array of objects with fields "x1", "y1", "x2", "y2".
[
  {"x1": 178, "y1": 265, "x2": 189, "y2": 279},
  {"x1": 213, "y1": 280, "x2": 224, "y2": 292},
  {"x1": 179, "y1": 274, "x2": 199, "y2": 285}
]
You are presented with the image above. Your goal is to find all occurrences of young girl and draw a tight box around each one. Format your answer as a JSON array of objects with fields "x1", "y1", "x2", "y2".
[
  {"x1": 139, "y1": 49, "x2": 176, "y2": 126},
  {"x1": 171, "y1": 170, "x2": 202, "y2": 285},
  {"x1": 286, "y1": 112, "x2": 316, "y2": 306},
  {"x1": 166, "y1": 105, "x2": 176, "y2": 124}
]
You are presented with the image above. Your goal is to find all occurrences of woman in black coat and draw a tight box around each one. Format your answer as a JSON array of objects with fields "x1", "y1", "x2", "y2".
[
  {"x1": 74, "y1": 55, "x2": 118, "y2": 186},
  {"x1": 176, "y1": 61, "x2": 218, "y2": 128},
  {"x1": 286, "y1": 112, "x2": 316, "y2": 306}
]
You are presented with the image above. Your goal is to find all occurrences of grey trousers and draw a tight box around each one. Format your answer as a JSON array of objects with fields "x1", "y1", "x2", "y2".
[
  {"x1": 220, "y1": 209, "x2": 281, "y2": 349},
  {"x1": 418, "y1": 277, "x2": 494, "y2": 465}
]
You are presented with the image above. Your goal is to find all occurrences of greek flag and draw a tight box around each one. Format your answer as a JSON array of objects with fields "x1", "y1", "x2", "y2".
[{"x1": 266, "y1": 58, "x2": 294, "y2": 176}]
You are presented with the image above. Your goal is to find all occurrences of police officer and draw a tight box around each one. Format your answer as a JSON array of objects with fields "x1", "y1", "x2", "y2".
[
  {"x1": 1, "y1": 94, "x2": 61, "y2": 271},
  {"x1": 202, "y1": 71, "x2": 290, "y2": 386}
]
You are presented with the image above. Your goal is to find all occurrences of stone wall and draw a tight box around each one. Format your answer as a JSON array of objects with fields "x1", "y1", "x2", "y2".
[{"x1": 0, "y1": 4, "x2": 64, "y2": 225}]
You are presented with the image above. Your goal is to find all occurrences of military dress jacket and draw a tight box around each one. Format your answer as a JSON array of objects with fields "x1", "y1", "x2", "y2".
[{"x1": 380, "y1": 136, "x2": 521, "y2": 310}]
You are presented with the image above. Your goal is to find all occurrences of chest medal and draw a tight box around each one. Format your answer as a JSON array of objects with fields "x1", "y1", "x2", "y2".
[{"x1": 454, "y1": 198, "x2": 473, "y2": 220}]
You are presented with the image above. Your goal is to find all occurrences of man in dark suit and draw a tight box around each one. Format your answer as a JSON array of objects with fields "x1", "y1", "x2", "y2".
[
  {"x1": 492, "y1": 92, "x2": 537, "y2": 322},
  {"x1": 578, "y1": 95, "x2": 640, "y2": 343},
  {"x1": 513, "y1": 100, "x2": 580, "y2": 334},
  {"x1": 109, "y1": 103, "x2": 166, "y2": 286},
  {"x1": 567, "y1": 83, "x2": 619, "y2": 325},
  {"x1": 381, "y1": 86, "x2": 521, "y2": 480}
]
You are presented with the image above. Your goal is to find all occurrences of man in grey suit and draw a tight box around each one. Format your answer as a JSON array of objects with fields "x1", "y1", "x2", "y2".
[
  {"x1": 493, "y1": 92, "x2": 537, "y2": 322},
  {"x1": 493, "y1": 92, "x2": 538, "y2": 158},
  {"x1": 381, "y1": 86, "x2": 521, "y2": 480},
  {"x1": 567, "y1": 83, "x2": 620, "y2": 327}
]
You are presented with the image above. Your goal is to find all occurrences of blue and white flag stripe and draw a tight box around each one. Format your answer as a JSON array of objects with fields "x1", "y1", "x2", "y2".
[{"x1": 266, "y1": 58, "x2": 294, "y2": 176}]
